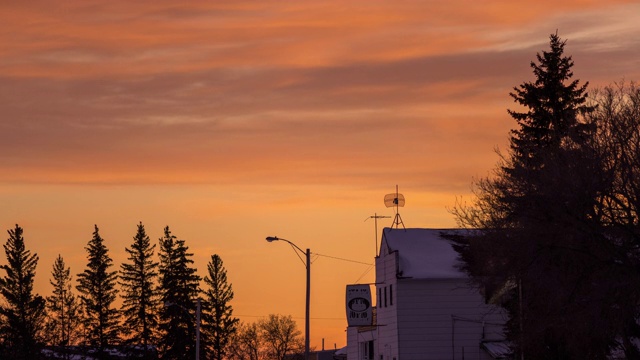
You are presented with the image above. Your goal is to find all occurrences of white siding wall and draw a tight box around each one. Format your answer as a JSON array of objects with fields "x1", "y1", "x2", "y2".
[
  {"x1": 348, "y1": 233, "x2": 505, "y2": 360},
  {"x1": 375, "y1": 244, "x2": 399, "y2": 360},
  {"x1": 396, "y1": 278, "x2": 505, "y2": 360},
  {"x1": 347, "y1": 327, "x2": 356, "y2": 359}
]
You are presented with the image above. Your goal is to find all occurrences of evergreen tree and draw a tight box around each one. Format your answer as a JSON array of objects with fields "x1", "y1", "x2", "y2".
[
  {"x1": 157, "y1": 226, "x2": 201, "y2": 360},
  {"x1": 119, "y1": 222, "x2": 159, "y2": 358},
  {"x1": 452, "y1": 33, "x2": 617, "y2": 359},
  {"x1": 508, "y1": 32, "x2": 595, "y2": 166},
  {"x1": 202, "y1": 254, "x2": 238, "y2": 360},
  {"x1": 76, "y1": 225, "x2": 120, "y2": 358},
  {"x1": 45, "y1": 255, "x2": 82, "y2": 352},
  {"x1": 0, "y1": 224, "x2": 46, "y2": 360}
]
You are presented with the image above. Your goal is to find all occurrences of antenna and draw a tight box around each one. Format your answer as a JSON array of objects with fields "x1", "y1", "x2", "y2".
[
  {"x1": 365, "y1": 213, "x2": 391, "y2": 256},
  {"x1": 384, "y1": 185, "x2": 406, "y2": 230}
]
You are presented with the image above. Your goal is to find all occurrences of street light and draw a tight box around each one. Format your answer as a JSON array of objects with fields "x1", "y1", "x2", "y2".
[
  {"x1": 164, "y1": 298, "x2": 202, "y2": 360},
  {"x1": 266, "y1": 236, "x2": 310, "y2": 360}
]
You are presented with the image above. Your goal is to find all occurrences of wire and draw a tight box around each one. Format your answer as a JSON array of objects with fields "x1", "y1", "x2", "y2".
[
  {"x1": 313, "y1": 253, "x2": 373, "y2": 266},
  {"x1": 235, "y1": 314, "x2": 345, "y2": 321},
  {"x1": 353, "y1": 265, "x2": 374, "y2": 283},
  {"x1": 288, "y1": 243, "x2": 307, "y2": 267}
]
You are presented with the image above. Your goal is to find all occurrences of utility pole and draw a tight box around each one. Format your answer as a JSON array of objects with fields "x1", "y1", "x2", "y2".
[
  {"x1": 61, "y1": 289, "x2": 68, "y2": 360},
  {"x1": 305, "y1": 248, "x2": 311, "y2": 360},
  {"x1": 196, "y1": 297, "x2": 201, "y2": 360}
]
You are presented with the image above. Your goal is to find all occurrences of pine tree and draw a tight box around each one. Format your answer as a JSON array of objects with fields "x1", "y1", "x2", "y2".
[
  {"x1": 452, "y1": 33, "x2": 614, "y2": 359},
  {"x1": 119, "y1": 222, "x2": 159, "y2": 359},
  {"x1": 508, "y1": 32, "x2": 595, "y2": 167},
  {"x1": 45, "y1": 255, "x2": 82, "y2": 352},
  {"x1": 76, "y1": 225, "x2": 120, "y2": 358},
  {"x1": 157, "y1": 226, "x2": 201, "y2": 360},
  {"x1": 202, "y1": 254, "x2": 238, "y2": 360},
  {"x1": 0, "y1": 224, "x2": 46, "y2": 360}
]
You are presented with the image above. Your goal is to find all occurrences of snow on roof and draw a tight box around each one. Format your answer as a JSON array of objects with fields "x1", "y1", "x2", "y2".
[
  {"x1": 334, "y1": 346, "x2": 347, "y2": 355},
  {"x1": 481, "y1": 341, "x2": 512, "y2": 359},
  {"x1": 382, "y1": 227, "x2": 466, "y2": 279}
]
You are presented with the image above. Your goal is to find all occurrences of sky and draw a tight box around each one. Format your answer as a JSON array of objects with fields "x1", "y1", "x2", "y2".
[{"x1": 2, "y1": 0, "x2": 640, "y2": 350}]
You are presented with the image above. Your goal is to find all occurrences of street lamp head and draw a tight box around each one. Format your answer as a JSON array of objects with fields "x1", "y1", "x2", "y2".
[{"x1": 266, "y1": 236, "x2": 279, "y2": 242}]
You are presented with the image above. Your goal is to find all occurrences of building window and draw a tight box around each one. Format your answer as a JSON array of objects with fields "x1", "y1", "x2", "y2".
[
  {"x1": 360, "y1": 340, "x2": 374, "y2": 360},
  {"x1": 390, "y1": 284, "x2": 393, "y2": 306},
  {"x1": 384, "y1": 287, "x2": 387, "y2": 307},
  {"x1": 378, "y1": 288, "x2": 382, "y2": 308}
]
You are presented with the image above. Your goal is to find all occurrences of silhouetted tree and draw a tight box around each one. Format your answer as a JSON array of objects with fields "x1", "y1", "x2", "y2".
[
  {"x1": 0, "y1": 224, "x2": 46, "y2": 360},
  {"x1": 76, "y1": 225, "x2": 120, "y2": 358},
  {"x1": 157, "y1": 226, "x2": 201, "y2": 360},
  {"x1": 259, "y1": 314, "x2": 303, "y2": 360},
  {"x1": 586, "y1": 81, "x2": 640, "y2": 358},
  {"x1": 119, "y1": 222, "x2": 159, "y2": 359},
  {"x1": 201, "y1": 254, "x2": 238, "y2": 360},
  {"x1": 45, "y1": 255, "x2": 82, "y2": 353},
  {"x1": 451, "y1": 33, "x2": 626, "y2": 359},
  {"x1": 227, "y1": 316, "x2": 303, "y2": 360},
  {"x1": 227, "y1": 322, "x2": 262, "y2": 360},
  {"x1": 508, "y1": 32, "x2": 595, "y2": 168}
]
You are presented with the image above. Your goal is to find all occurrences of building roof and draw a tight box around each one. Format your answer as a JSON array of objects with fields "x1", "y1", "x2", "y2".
[
  {"x1": 481, "y1": 341, "x2": 512, "y2": 359},
  {"x1": 381, "y1": 227, "x2": 466, "y2": 279}
]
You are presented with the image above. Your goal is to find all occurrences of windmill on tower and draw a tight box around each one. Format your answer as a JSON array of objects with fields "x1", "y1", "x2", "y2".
[{"x1": 384, "y1": 185, "x2": 406, "y2": 230}]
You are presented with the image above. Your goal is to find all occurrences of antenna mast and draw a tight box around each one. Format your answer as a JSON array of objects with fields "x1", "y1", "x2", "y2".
[
  {"x1": 384, "y1": 185, "x2": 406, "y2": 230},
  {"x1": 366, "y1": 213, "x2": 391, "y2": 256}
]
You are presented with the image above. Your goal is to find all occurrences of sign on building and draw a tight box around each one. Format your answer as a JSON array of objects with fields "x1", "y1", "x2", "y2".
[{"x1": 346, "y1": 284, "x2": 372, "y2": 326}]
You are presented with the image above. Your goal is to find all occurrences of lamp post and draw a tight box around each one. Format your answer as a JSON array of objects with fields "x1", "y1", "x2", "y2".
[{"x1": 266, "y1": 236, "x2": 310, "y2": 360}]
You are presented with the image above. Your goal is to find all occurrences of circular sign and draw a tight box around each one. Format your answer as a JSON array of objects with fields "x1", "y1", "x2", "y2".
[{"x1": 348, "y1": 297, "x2": 370, "y2": 312}]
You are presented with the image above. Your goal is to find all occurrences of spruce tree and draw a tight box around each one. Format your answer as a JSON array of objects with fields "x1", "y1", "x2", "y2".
[
  {"x1": 452, "y1": 33, "x2": 613, "y2": 359},
  {"x1": 508, "y1": 32, "x2": 595, "y2": 166},
  {"x1": 202, "y1": 254, "x2": 238, "y2": 360},
  {"x1": 76, "y1": 225, "x2": 120, "y2": 358},
  {"x1": 157, "y1": 226, "x2": 201, "y2": 360},
  {"x1": 119, "y1": 222, "x2": 159, "y2": 359},
  {"x1": 0, "y1": 224, "x2": 46, "y2": 360},
  {"x1": 45, "y1": 255, "x2": 81, "y2": 351}
]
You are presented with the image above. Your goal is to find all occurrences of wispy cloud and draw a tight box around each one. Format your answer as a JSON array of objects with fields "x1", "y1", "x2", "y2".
[{"x1": 1, "y1": 1, "x2": 639, "y2": 192}]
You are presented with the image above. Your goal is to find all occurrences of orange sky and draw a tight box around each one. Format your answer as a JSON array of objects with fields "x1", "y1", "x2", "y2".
[{"x1": 2, "y1": 0, "x2": 640, "y2": 350}]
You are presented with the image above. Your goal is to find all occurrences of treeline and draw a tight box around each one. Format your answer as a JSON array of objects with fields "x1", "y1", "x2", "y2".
[
  {"x1": 453, "y1": 34, "x2": 640, "y2": 359},
  {"x1": 0, "y1": 222, "x2": 301, "y2": 360}
]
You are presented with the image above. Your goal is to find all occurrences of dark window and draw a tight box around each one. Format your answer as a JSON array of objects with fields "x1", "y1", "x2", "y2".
[
  {"x1": 390, "y1": 284, "x2": 393, "y2": 306},
  {"x1": 384, "y1": 286, "x2": 387, "y2": 307},
  {"x1": 361, "y1": 340, "x2": 374, "y2": 360},
  {"x1": 378, "y1": 288, "x2": 382, "y2": 307}
]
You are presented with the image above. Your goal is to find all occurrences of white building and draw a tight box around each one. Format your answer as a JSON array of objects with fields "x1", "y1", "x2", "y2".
[{"x1": 346, "y1": 228, "x2": 507, "y2": 360}]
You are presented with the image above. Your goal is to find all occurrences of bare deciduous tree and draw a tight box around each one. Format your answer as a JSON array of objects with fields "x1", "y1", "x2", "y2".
[{"x1": 227, "y1": 315, "x2": 304, "y2": 360}]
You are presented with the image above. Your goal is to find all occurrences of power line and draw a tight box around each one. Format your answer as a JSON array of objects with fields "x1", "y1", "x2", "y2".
[
  {"x1": 313, "y1": 253, "x2": 373, "y2": 266},
  {"x1": 235, "y1": 314, "x2": 345, "y2": 321},
  {"x1": 353, "y1": 264, "x2": 374, "y2": 283}
]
